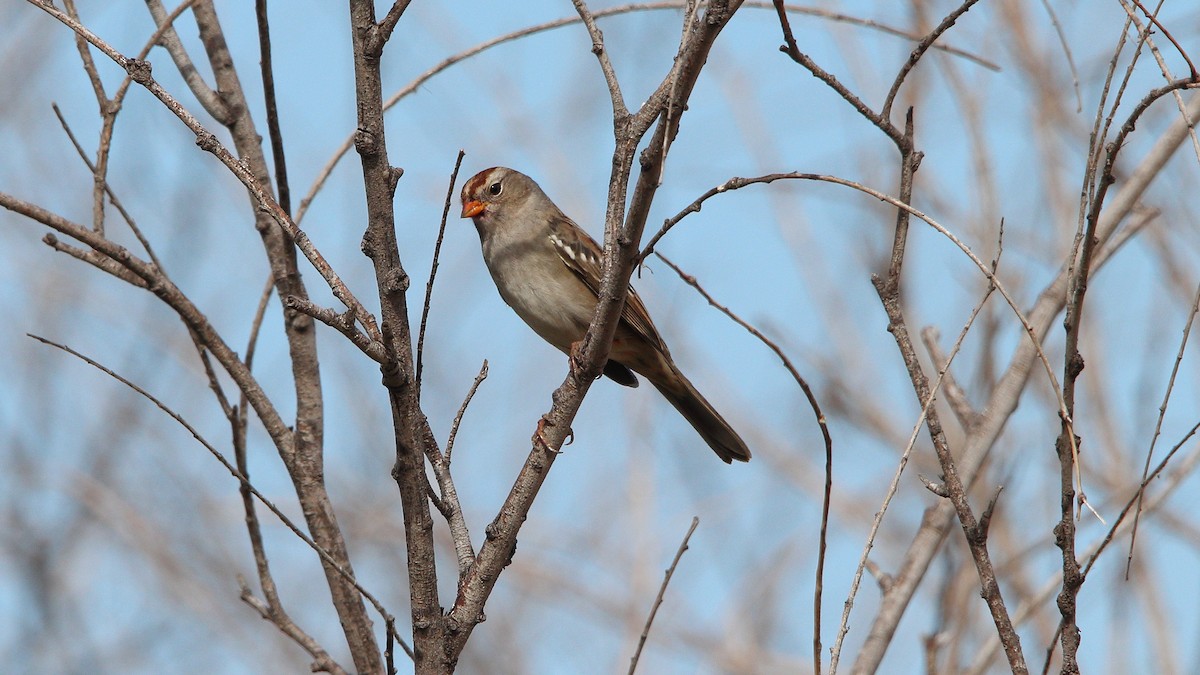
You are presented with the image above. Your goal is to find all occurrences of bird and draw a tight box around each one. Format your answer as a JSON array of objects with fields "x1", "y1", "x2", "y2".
[{"x1": 460, "y1": 166, "x2": 750, "y2": 463}]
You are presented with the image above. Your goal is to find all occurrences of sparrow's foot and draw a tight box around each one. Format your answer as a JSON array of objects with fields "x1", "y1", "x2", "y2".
[
  {"x1": 534, "y1": 416, "x2": 562, "y2": 454},
  {"x1": 534, "y1": 415, "x2": 575, "y2": 453},
  {"x1": 567, "y1": 340, "x2": 586, "y2": 374}
]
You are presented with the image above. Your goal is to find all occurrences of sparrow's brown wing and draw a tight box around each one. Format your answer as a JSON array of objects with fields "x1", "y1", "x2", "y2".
[{"x1": 546, "y1": 213, "x2": 665, "y2": 353}]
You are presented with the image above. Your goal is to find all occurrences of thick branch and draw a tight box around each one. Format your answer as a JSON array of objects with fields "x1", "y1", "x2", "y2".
[{"x1": 346, "y1": 2, "x2": 446, "y2": 672}]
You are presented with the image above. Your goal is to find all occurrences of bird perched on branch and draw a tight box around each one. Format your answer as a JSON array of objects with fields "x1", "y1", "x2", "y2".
[{"x1": 460, "y1": 166, "x2": 750, "y2": 463}]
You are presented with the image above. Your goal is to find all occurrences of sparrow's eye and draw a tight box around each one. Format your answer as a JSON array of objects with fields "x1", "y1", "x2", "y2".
[{"x1": 488, "y1": 181, "x2": 503, "y2": 196}]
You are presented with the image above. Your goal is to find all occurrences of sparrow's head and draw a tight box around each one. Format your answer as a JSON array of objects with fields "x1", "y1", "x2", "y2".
[{"x1": 460, "y1": 167, "x2": 540, "y2": 225}]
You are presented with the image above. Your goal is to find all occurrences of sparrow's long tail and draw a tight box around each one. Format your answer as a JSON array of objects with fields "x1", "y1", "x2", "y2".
[{"x1": 651, "y1": 365, "x2": 751, "y2": 463}]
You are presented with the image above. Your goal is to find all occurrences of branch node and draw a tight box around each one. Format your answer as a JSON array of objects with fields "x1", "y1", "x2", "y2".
[
  {"x1": 978, "y1": 485, "x2": 1004, "y2": 539},
  {"x1": 918, "y1": 473, "x2": 949, "y2": 498},
  {"x1": 380, "y1": 360, "x2": 406, "y2": 388},
  {"x1": 353, "y1": 127, "x2": 379, "y2": 155},
  {"x1": 385, "y1": 267, "x2": 409, "y2": 294},
  {"x1": 125, "y1": 57, "x2": 153, "y2": 84},
  {"x1": 195, "y1": 131, "x2": 220, "y2": 153},
  {"x1": 1068, "y1": 351, "x2": 1085, "y2": 378}
]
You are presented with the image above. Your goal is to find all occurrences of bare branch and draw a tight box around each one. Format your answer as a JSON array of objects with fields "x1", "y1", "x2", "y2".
[
  {"x1": 572, "y1": 0, "x2": 629, "y2": 119},
  {"x1": 1128, "y1": 275, "x2": 1200, "y2": 575},
  {"x1": 770, "y1": 0, "x2": 903, "y2": 147},
  {"x1": 628, "y1": 517, "x2": 699, "y2": 675},
  {"x1": 446, "y1": 360, "x2": 489, "y2": 465},
  {"x1": 1129, "y1": 0, "x2": 1198, "y2": 80},
  {"x1": 255, "y1": 0, "x2": 291, "y2": 215},
  {"x1": 40, "y1": 232, "x2": 148, "y2": 288},
  {"x1": 656, "y1": 253, "x2": 833, "y2": 674},
  {"x1": 375, "y1": 1, "x2": 413, "y2": 52},
  {"x1": 238, "y1": 581, "x2": 346, "y2": 675},
  {"x1": 417, "y1": 150, "x2": 466, "y2": 396},
  {"x1": 49, "y1": 103, "x2": 165, "y2": 270},
  {"x1": 880, "y1": 0, "x2": 983, "y2": 122},
  {"x1": 921, "y1": 327, "x2": 979, "y2": 431},
  {"x1": 144, "y1": 0, "x2": 229, "y2": 121}
]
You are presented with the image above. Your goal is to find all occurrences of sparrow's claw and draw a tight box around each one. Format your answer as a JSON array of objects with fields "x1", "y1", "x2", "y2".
[
  {"x1": 534, "y1": 416, "x2": 562, "y2": 454},
  {"x1": 567, "y1": 340, "x2": 586, "y2": 373}
]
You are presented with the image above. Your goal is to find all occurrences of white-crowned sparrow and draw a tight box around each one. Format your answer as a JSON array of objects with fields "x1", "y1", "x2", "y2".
[{"x1": 461, "y1": 166, "x2": 751, "y2": 463}]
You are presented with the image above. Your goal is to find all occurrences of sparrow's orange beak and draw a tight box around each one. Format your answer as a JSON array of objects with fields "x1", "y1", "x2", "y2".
[{"x1": 461, "y1": 200, "x2": 486, "y2": 218}]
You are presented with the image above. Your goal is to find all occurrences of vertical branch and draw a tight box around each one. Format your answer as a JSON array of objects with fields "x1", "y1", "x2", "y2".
[
  {"x1": 255, "y1": 0, "x2": 291, "y2": 215},
  {"x1": 867, "y1": 112, "x2": 1027, "y2": 673},
  {"x1": 186, "y1": 1, "x2": 383, "y2": 670},
  {"x1": 345, "y1": 2, "x2": 448, "y2": 672},
  {"x1": 1054, "y1": 78, "x2": 1198, "y2": 674},
  {"x1": 61, "y1": 0, "x2": 113, "y2": 235},
  {"x1": 416, "y1": 151, "x2": 466, "y2": 396},
  {"x1": 627, "y1": 517, "x2": 699, "y2": 675}
]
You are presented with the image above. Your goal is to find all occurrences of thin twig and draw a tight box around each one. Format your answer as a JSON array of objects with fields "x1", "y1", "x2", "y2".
[
  {"x1": 1130, "y1": 0, "x2": 1198, "y2": 80},
  {"x1": 572, "y1": 0, "x2": 629, "y2": 118},
  {"x1": 49, "y1": 103, "x2": 165, "y2": 271},
  {"x1": 446, "y1": 360, "x2": 489, "y2": 464},
  {"x1": 1127, "y1": 277, "x2": 1200, "y2": 574},
  {"x1": 771, "y1": 0, "x2": 904, "y2": 147},
  {"x1": 628, "y1": 517, "x2": 699, "y2": 675},
  {"x1": 189, "y1": 325, "x2": 235, "y2": 420},
  {"x1": 748, "y1": 2, "x2": 998, "y2": 70},
  {"x1": 385, "y1": 614, "x2": 398, "y2": 675},
  {"x1": 921, "y1": 327, "x2": 979, "y2": 430},
  {"x1": 61, "y1": 0, "x2": 106, "y2": 111},
  {"x1": 144, "y1": 0, "x2": 229, "y2": 122},
  {"x1": 417, "y1": 151, "x2": 466, "y2": 397},
  {"x1": 641, "y1": 173, "x2": 806, "y2": 263},
  {"x1": 418, "y1": 357, "x2": 484, "y2": 578},
  {"x1": 61, "y1": 0, "x2": 112, "y2": 234},
  {"x1": 255, "y1": 0, "x2": 291, "y2": 216},
  {"x1": 238, "y1": 578, "x2": 347, "y2": 675},
  {"x1": 232, "y1": 272, "x2": 278, "y2": 669},
  {"x1": 880, "y1": 0, "x2": 983, "y2": 122},
  {"x1": 40, "y1": 233, "x2": 147, "y2": 287},
  {"x1": 244, "y1": 276, "x2": 276, "y2": 375},
  {"x1": 374, "y1": 0, "x2": 413, "y2": 52},
  {"x1": 285, "y1": 296, "x2": 387, "y2": 363},
  {"x1": 643, "y1": 170, "x2": 1069, "y2": 434},
  {"x1": 655, "y1": 253, "x2": 832, "y2": 673},
  {"x1": 1037, "y1": 0, "x2": 1083, "y2": 111}
]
